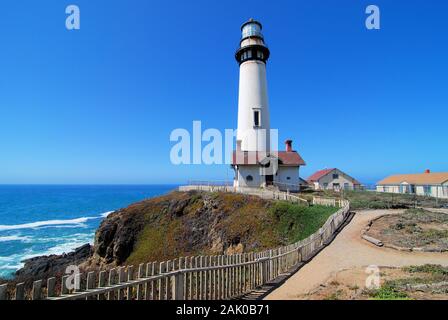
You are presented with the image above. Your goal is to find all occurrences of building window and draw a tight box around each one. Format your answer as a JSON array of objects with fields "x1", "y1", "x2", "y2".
[
  {"x1": 424, "y1": 185, "x2": 431, "y2": 196},
  {"x1": 323, "y1": 183, "x2": 328, "y2": 189},
  {"x1": 253, "y1": 110, "x2": 260, "y2": 127},
  {"x1": 246, "y1": 175, "x2": 253, "y2": 182},
  {"x1": 344, "y1": 183, "x2": 349, "y2": 190},
  {"x1": 286, "y1": 177, "x2": 291, "y2": 180},
  {"x1": 333, "y1": 174, "x2": 339, "y2": 179}
]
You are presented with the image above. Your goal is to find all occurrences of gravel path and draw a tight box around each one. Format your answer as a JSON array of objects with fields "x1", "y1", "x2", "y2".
[{"x1": 265, "y1": 209, "x2": 448, "y2": 300}]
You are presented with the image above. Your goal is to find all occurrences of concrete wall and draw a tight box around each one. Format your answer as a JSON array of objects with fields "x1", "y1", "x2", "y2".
[
  {"x1": 275, "y1": 166, "x2": 301, "y2": 191},
  {"x1": 235, "y1": 166, "x2": 264, "y2": 188}
]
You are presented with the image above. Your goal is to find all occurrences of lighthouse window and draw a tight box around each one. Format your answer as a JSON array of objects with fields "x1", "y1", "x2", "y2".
[
  {"x1": 253, "y1": 110, "x2": 260, "y2": 127},
  {"x1": 247, "y1": 51, "x2": 252, "y2": 58},
  {"x1": 257, "y1": 51, "x2": 264, "y2": 59}
]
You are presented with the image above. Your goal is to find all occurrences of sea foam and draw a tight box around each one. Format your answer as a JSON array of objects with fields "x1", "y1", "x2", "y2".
[{"x1": 0, "y1": 217, "x2": 96, "y2": 231}]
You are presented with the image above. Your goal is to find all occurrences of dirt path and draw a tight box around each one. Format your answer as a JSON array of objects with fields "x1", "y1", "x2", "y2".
[{"x1": 265, "y1": 209, "x2": 448, "y2": 300}]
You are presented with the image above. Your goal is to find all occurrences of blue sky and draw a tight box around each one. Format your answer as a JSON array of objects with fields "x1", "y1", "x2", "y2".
[{"x1": 0, "y1": 1, "x2": 446, "y2": 185}]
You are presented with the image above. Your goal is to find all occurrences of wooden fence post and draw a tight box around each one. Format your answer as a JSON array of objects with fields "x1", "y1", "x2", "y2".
[
  {"x1": 107, "y1": 268, "x2": 116, "y2": 300},
  {"x1": 0, "y1": 284, "x2": 7, "y2": 300},
  {"x1": 15, "y1": 283, "x2": 25, "y2": 300},
  {"x1": 98, "y1": 271, "x2": 106, "y2": 300},
  {"x1": 136, "y1": 263, "x2": 144, "y2": 300},
  {"x1": 158, "y1": 262, "x2": 166, "y2": 300},
  {"x1": 47, "y1": 277, "x2": 56, "y2": 298},
  {"x1": 32, "y1": 280, "x2": 42, "y2": 300},
  {"x1": 217, "y1": 256, "x2": 222, "y2": 299},
  {"x1": 189, "y1": 257, "x2": 195, "y2": 300},
  {"x1": 127, "y1": 266, "x2": 134, "y2": 300},
  {"x1": 172, "y1": 271, "x2": 184, "y2": 300}
]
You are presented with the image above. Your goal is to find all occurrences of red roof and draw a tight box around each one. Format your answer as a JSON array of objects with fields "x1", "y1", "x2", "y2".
[
  {"x1": 232, "y1": 151, "x2": 306, "y2": 166},
  {"x1": 307, "y1": 168, "x2": 361, "y2": 185},
  {"x1": 307, "y1": 168, "x2": 335, "y2": 182}
]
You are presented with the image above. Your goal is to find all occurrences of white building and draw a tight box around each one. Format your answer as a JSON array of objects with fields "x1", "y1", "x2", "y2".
[
  {"x1": 377, "y1": 170, "x2": 448, "y2": 199},
  {"x1": 231, "y1": 19, "x2": 306, "y2": 191},
  {"x1": 307, "y1": 168, "x2": 361, "y2": 191}
]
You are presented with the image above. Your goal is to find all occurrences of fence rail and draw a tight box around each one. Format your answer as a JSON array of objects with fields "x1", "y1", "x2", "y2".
[{"x1": 0, "y1": 187, "x2": 350, "y2": 300}]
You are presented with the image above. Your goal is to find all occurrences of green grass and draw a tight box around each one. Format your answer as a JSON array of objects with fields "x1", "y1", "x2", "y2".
[
  {"x1": 327, "y1": 190, "x2": 448, "y2": 210},
  {"x1": 368, "y1": 284, "x2": 411, "y2": 300},
  {"x1": 403, "y1": 264, "x2": 448, "y2": 276},
  {"x1": 123, "y1": 191, "x2": 339, "y2": 267},
  {"x1": 269, "y1": 201, "x2": 338, "y2": 243}
]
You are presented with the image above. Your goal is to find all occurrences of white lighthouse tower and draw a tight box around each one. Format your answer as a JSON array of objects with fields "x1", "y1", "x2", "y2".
[
  {"x1": 232, "y1": 19, "x2": 306, "y2": 190},
  {"x1": 235, "y1": 19, "x2": 271, "y2": 152}
]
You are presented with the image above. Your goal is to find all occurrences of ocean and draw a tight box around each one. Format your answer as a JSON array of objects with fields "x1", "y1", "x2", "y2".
[{"x1": 0, "y1": 185, "x2": 177, "y2": 279}]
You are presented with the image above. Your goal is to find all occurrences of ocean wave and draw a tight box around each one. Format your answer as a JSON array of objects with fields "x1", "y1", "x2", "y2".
[
  {"x1": 100, "y1": 211, "x2": 114, "y2": 218},
  {"x1": 0, "y1": 235, "x2": 32, "y2": 243},
  {"x1": 0, "y1": 217, "x2": 97, "y2": 231}
]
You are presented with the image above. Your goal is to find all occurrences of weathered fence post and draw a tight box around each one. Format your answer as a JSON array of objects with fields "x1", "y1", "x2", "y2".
[
  {"x1": 194, "y1": 256, "x2": 200, "y2": 300},
  {"x1": 47, "y1": 277, "x2": 56, "y2": 298},
  {"x1": 15, "y1": 283, "x2": 25, "y2": 300},
  {"x1": 136, "y1": 263, "x2": 144, "y2": 300},
  {"x1": 172, "y1": 271, "x2": 185, "y2": 300},
  {"x1": 32, "y1": 280, "x2": 42, "y2": 300},
  {"x1": 107, "y1": 268, "x2": 116, "y2": 300},
  {"x1": 217, "y1": 256, "x2": 222, "y2": 299},
  {"x1": 127, "y1": 266, "x2": 134, "y2": 300},
  {"x1": 158, "y1": 261, "x2": 166, "y2": 300},
  {"x1": 98, "y1": 270, "x2": 106, "y2": 300},
  {"x1": 0, "y1": 284, "x2": 7, "y2": 300}
]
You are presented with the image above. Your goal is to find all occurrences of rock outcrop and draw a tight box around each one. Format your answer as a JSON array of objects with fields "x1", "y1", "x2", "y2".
[{"x1": 14, "y1": 244, "x2": 92, "y2": 283}]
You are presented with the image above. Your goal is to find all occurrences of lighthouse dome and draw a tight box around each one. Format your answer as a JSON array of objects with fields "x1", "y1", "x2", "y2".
[{"x1": 241, "y1": 19, "x2": 263, "y2": 39}]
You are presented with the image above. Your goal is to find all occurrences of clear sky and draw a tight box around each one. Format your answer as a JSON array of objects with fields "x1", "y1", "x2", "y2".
[{"x1": 0, "y1": 1, "x2": 446, "y2": 185}]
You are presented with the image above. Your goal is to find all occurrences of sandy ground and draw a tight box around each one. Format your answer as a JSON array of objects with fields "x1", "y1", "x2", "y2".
[{"x1": 265, "y1": 209, "x2": 448, "y2": 300}]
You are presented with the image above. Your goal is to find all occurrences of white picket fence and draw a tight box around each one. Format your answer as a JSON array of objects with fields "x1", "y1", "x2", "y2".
[{"x1": 0, "y1": 187, "x2": 350, "y2": 300}]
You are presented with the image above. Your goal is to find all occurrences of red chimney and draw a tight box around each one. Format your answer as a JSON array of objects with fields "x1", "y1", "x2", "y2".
[
  {"x1": 425, "y1": 169, "x2": 430, "y2": 174},
  {"x1": 285, "y1": 140, "x2": 293, "y2": 152}
]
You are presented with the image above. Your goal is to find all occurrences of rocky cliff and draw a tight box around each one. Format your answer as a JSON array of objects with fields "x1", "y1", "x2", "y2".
[
  {"x1": 87, "y1": 190, "x2": 286, "y2": 268},
  {"x1": 11, "y1": 190, "x2": 336, "y2": 284}
]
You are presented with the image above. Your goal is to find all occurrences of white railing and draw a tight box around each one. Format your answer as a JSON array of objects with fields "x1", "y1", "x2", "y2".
[
  {"x1": 0, "y1": 187, "x2": 349, "y2": 300},
  {"x1": 180, "y1": 181, "x2": 310, "y2": 206}
]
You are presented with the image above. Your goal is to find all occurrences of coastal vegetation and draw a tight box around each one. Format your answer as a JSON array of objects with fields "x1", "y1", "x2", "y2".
[
  {"x1": 306, "y1": 264, "x2": 448, "y2": 300},
  {"x1": 365, "y1": 208, "x2": 448, "y2": 252},
  {"x1": 117, "y1": 191, "x2": 337, "y2": 267},
  {"x1": 305, "y1": 189, "x2": 448, "y2": 210}
]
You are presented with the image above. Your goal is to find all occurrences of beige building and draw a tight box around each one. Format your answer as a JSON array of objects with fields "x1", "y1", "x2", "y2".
[
  {"x1": 377, "y1": 170, "x2": 448, "y2": 199},
  {"x1": 307, "y1": 168, "x2": 361, "y2": 191}
]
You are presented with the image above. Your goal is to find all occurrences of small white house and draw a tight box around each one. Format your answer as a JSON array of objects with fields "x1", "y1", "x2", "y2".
[
  {"x1": 307, "y1": 168, "x2": 361, "y2": 191},
  {"x1": 377, "y1": 170, "x2": 448, "y2": 199},
  {"x1": 232, "y1": 140, "x2": 306, "y2": 192}
]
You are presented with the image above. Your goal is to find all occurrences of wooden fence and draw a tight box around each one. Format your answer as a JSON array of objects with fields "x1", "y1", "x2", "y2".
[{"x1": 0, "y1": 187, "x2": 350, "y2": 300}]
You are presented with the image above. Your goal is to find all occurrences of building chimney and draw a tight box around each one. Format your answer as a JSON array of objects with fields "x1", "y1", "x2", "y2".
[
  {"x1": 425, "y1": 169, "x2": 430, "y2": 174},
  {"x1": 285, "y1": 140, "x2": 293, "y2": 152}
]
